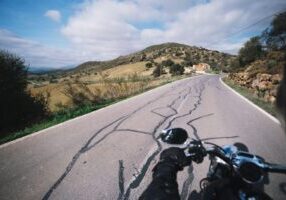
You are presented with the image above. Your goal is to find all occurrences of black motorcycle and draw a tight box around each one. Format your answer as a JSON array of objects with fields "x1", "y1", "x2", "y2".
[{"x1": 160, "y1": 128, "x2": 286, "y2": 199}]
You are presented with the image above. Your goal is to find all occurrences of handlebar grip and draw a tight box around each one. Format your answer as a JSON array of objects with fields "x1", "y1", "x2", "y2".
[{"x1": 265, "y1": 163, "x2": 286, "y2": 174}]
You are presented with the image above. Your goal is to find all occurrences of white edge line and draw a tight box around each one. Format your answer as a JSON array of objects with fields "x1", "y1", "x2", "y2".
[
  {"x1": 0, "y1": 75, "x2": 202, "y2": 149},
  {"x1": 219, "y1": 77, "x2": 280, "y2": 124}
]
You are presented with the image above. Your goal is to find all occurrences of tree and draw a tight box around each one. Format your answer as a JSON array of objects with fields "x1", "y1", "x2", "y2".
[
  {"x1": 145, "y1": 62, "x2": 153, "y2": 69},
  {"x1": 0, "y1": 50, "x2": 48, "y2": 135},
  {"x1": 238, "y1": 36, "x2": 263, "y2": 67},
  {"x1": 182, "y1": 56, "x2": 193, "y2": 67},
  {"x1": 161, "y1": 59, "x2": 174, "y2": 67},
  {"x1": 229, "y1": 58, "x2": 241, "y2": 72},
  {"x1": 169, "y1": 64, "x2": 185, "y2": 76},
  {"x1": 262, "y1": 11, "x2": 286, "y2": 50},
  {"x1": 152, "y1": 65, "x2": 164, "y2": 77}
]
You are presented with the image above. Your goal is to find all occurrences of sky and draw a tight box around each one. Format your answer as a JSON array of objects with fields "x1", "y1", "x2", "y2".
[{"x1": 0, "y1": 0, "x2": 286, "y2": 69}]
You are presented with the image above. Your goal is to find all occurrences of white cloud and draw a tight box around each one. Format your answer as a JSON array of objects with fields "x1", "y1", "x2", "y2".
[
  {"x1": 61, "y1": 0, "x2": 286, "y2": 60},
  {"x1": 2, "y1": 0, "x2": 286, "y2": 68},
  {"x1": 0, "y1": 29, "x2": 91, "y2": 68},
  {"x1": 209, "y1": 38, "x2": 249, "y2": 55},
  {"x1": 45, "y1": 10, "x2": 61, "y2": 22}
]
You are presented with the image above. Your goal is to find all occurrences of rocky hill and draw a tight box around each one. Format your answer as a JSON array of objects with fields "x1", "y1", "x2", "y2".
[
  {"x1": 28, "y1": 42, "x2": 237, "y2": 90},
  {"x1": 27, "y1": 42, "x2": 236, "y2": 112},
  {"x1": 73, "y1": 42, "x2": 235, "y2": 74}
]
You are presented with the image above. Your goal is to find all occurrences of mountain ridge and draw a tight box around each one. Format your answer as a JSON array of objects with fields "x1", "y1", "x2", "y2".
[
  {"x1": 30, "y1": 42, "x2": 236, "y2": 77},
  {"x1": 71, "y1": 42, "x2": 235, "y2": 74}
]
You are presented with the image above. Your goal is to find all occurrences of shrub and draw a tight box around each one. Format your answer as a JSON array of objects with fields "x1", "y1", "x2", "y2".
[
  {"x1": 182, "y1": 58, "x2": 193, "y2": 67},
  {"x1": 162, "y1": 59, "x2": 174, "y2": 67},
  {"x1": 0, "y1": 50, "x2": 48, "y2": 135},
  {"x1": 175, "y1": 51, "x2": 183, "y2": 57},
  {"x1": 267, "y1": 59, "x2": 278, "y2": 69},
  {"x1": 145, "y1": 62, "x2": 153, "y2": 69},
  {"x1": 152, "y1": 65, "x2": 164, "y2": 77},
  {"x1": 50, "y1": 79, "x2": 58, "y2": 83},
  {"x1": 63, "y1": 82, "x2": 102, "y2": 106},
  {"x1": 238, "y1": 36, "x2": 263, "y2": 67},
  {"x1": 113, "y1": 77, "x2": 126, "y2": 84},
  {"x1": 169, "y1": 64, "x2": 185, "y2": 76},
  {"x1": 229, "y1": 58, "x2": 242, "y2": 72},
  {"x1": 128, "y1": 73, "x2": 140, "y2": 82}
]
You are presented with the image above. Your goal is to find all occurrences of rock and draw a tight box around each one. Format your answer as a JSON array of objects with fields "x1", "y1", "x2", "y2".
[
  {"x1": 272, "y1": 74, "x2": 281, "y2": 84},
  {"x1": 243, "y1": 72, "x2": 251, "y2": 80},
  {"x1": 264, "y1": 92, "x2": 276, "y2": 103},
  {"x1": 257, "y1": 73, "x2": 271, "y2": 82},
  {"x1": 229, "y1": 71, "x2": 281, "y2": 104},
  {"x1": 254, "y1": 90, "x2": 260, "y2": 98},
  {"x1": 129, "y1": 56, "x2": 135, "y2": 62},
  {"x1": 251, "y1": 79, "x2": 260, "y2": 89},
  {"x1": 269, "y1": 96, "x2": 276, "y2": 103},
  {"x1": 140, "y1": 54, "x2": 146, "y2": 61},
  {"x1": 270, "y1": 86, "x2": 278, "y2": 96},
  {"x1": 257, "y1": 81, "x2": 272, "y2": 91},
  {"x1": 245, "y1": 65, "x2": 254, "y2": 73}
]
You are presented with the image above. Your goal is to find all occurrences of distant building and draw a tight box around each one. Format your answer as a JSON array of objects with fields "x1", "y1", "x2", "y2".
[{"x1": 192, "y1": 63, "x2": 210, "y2": 73}]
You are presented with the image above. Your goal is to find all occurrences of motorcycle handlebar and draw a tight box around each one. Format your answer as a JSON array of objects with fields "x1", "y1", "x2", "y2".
[
  {"x1": 188, "y1": 143, "x2": 233, "y2": 166},
  {"x1": 188, "y1": 142, "x2": 286, "y2": 175},
  {"x1": 265, "y1": 163, "x2": 286, "y2": 174},
  {"x1": 206, "y1": 148, "x2": 234, "y2": 167}
]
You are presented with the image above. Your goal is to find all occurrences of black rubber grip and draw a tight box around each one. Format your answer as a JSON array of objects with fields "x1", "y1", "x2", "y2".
[{"x1": 265, "y1": 163, "x2": 286, "y2": 174}]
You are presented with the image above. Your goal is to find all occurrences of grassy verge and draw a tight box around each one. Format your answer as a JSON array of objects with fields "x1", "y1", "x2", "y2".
[
  {"x1": 0, "y1": 75, "x2": 189, "y2": 145},
  {"x1": 223, "y1": 77, "x2": 277, "y2": 117},
  {"x1": 206, "y1": 69, "x2": 220, "y2": 74}
]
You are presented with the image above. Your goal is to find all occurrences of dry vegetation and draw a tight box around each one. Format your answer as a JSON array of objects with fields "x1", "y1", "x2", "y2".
[
  {"x1": 28, "y1": 42, "x2": 232, "y2": 112},
  {"x1": 29, "y1": 63, "x2": 175, "y2": 112},
  {"x1": 1, "y1": 42, "x2": 232, "y2": 143}
]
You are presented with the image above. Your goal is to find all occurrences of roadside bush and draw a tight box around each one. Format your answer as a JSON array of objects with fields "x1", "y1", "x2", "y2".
[
  {"x1": 128, "y1": 73, "x2": 140, "y2": 82},
  {"x1": 0, "y1": 50, "x2": 48, "y2": 135},
  {"x1": 113, "y1": 77, "x2": 126, "y2": 84},
  {"x1": 229, "y1": 58, "x2": 241, "y2": 72},
  {"x1": 152, "y1": 65, "x2": 164, "y2": 77},
  {"x1": 266, "y1": 59, "x2": 278, "y2": 70},
  {"x1": 169, "y1": 64, "x2": 185, "y2": 76},
  {"x1": 63, "y1": 82, "x2": 102, "y2": 106},
  {"x1": 145, "y1": 62, "x2": 153, "y2": 69},
  {"x1": 238, "y1": 36, "x2": 263, "y2": 67}
]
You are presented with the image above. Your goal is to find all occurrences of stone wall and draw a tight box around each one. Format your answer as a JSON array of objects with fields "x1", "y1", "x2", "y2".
[{"x1": 229, "y1": 72, "x2": 281, "y2": 103}]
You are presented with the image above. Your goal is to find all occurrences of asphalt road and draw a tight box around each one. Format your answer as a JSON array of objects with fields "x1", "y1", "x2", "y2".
[{"x1": 0, "y1": 75, "x2": 286, "y2": 200}]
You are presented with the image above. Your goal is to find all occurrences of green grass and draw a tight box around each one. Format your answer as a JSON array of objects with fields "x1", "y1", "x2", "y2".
[
  {"x1": 206, "y1": 69, "x2": 220, "y2": 74},
  {"x1": 223, "y1": 77, "x2": 277, "y2": 117},
  {"x1": 0, "y1": 75, "x2": 189, "y2": 145},
  {"x1": 0, "y1": 100, "x2": 117, "y2": 145}
]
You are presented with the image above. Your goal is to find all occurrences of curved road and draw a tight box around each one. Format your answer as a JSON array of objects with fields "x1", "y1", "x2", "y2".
[{"x1": 0, "y1": 75, "x2": 285, "y2": 199}]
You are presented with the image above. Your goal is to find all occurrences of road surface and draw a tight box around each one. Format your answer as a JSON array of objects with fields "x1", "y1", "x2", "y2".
[{"x1": 0, "y1": 75, "x2": 286, "y2": 200}]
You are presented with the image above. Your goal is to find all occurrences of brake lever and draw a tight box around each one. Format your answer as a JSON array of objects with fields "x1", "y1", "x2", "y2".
[{"x1": 184, "y1": 140, "x2": 206, "y2": 164}]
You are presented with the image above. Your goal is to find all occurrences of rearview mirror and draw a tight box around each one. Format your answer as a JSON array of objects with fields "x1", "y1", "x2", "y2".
[{"x1": 160, "y1": 128, "x2": 188, "y2": 144}]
